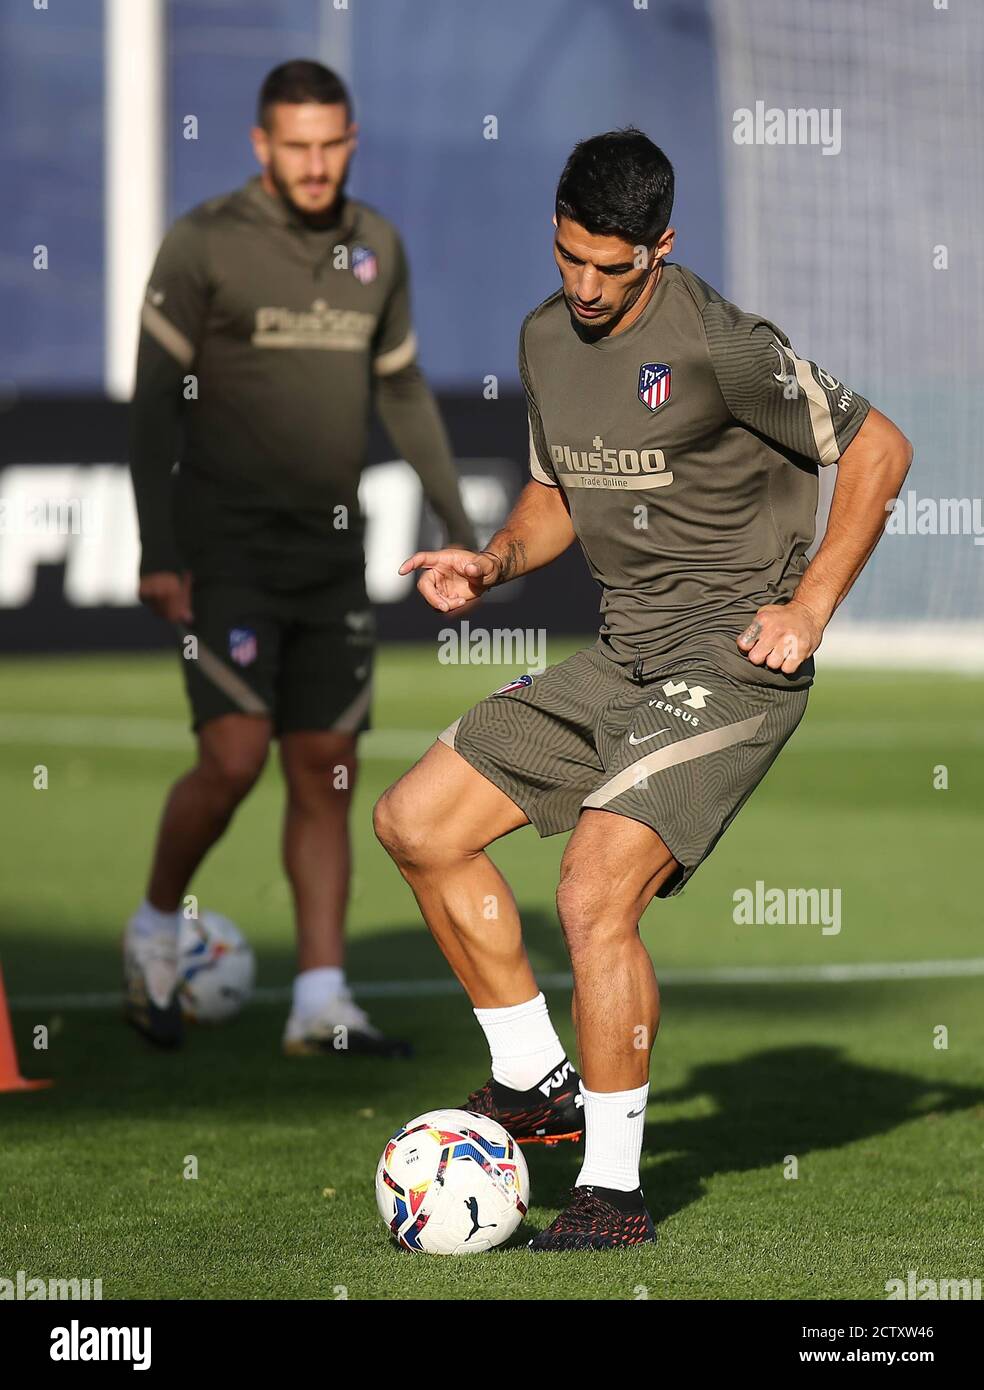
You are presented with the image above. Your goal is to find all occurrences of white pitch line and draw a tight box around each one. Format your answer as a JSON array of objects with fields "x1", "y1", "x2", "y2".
[
  {"x1": 0, "y1": 714, "x2": 191, "y2": 751},
  {"x1": 0, "y1": 715, "x2": 435, "y2": 757},
  {"x1": 9, "y1": 959, "x2": 984, "y2": 1012},
  {"x1": 0, "y1": 711, "x2": 982, "y2": 755}
]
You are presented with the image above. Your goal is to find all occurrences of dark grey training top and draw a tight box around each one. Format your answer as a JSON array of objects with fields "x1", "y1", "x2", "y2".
[
  {"x1": 521, "y1": 263, "x2": 870, "y2": 688},
  {"x1": 131, "y1": 176, "x2": 475, "y2": 587}
]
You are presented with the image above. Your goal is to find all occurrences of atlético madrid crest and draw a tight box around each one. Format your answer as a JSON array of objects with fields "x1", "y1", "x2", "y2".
[
  {"x1": 638, "y1": 362, "x2": 671, "y2": 411},
  {"x1": 493, "y1": 674, "x2": 533, "y2": 696},
  {"x1": 351, "y1": 245, "x2": 378, "y2": 285},
  {"x1": 228, "y1": 627, "x2": 257, "y2": 667}
]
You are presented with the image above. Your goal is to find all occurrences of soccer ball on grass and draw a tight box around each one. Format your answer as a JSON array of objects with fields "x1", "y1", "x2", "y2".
[
  {"x1": 375, "y1": 1108, "x2": 530, "y2": 1254},
  {"x1": 177, "y1": 911, "x2": 255, "y2": 1023}
]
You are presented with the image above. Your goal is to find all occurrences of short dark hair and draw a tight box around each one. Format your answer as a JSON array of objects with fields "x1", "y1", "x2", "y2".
[
  {"x1": 555, "y1": 128, "x2": 674, "y2": 247},
  {"x1": 257, "y1": 60, "x2": 352, "y2": 128}
]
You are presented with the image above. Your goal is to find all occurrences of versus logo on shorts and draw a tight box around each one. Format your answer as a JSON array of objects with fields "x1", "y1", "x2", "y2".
[
  {"x1": 646, "y1": 679, "x2": 711, "y2": 727},
  {"x1": 492, "y1": 674, "x2": 533, "y2": 695},
  {"x1": 228, "y1": 628, "x2": 258, "y2": 667},
  {"x1": 638, "y1": 362, "x2": 671, "y2": 411}
]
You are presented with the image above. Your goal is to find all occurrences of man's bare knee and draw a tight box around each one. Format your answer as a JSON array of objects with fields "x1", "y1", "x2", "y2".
[
  {"x1": 556, "y1": 812, "x2": 678, "y2": 953},
  {"x1": 556, "y1": 864, "x2": 639, "y2": 956},
  {"x1": 371, "y1": 785, "x2": 402, "y2": 856},
  {"x1": 373, "y1": 782, "x2": 439, "y2": 869},
  {"x1": 201, "y1": 750, "x2": 267, "y2": 802},
  {"x1": 375, "y1": 740, "x2": 527, "y2": 870},
  {"x1": 282, "y1": 733, "x2": 357, "y2": 813},
  {"x1": 197, "y1": 721, "x2": 270, "y2": 803}
]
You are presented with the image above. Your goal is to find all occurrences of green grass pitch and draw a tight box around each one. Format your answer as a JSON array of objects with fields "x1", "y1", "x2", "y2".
[{"x1": 0, "y1": 643, "x2": 982, "y2": 1300}]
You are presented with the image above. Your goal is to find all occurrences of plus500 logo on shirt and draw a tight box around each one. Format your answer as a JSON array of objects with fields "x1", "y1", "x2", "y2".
[{"x1": 548, "y1": 439, "x2": 674, "y2": 490}]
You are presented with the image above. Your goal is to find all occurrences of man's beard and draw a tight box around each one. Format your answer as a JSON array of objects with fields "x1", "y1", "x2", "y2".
[
  {"x1": 566, "y1": 297, "x2": 613, "y2": 340},
  {"x1": 566, "y1": 291, "x2": 630, "y2": 341},
  {"x1": 566, "y1": 270, "x2": 654, "y2": 340},
  {"x1": 269, "y1": 160, "x2": 350, "y2": 227}
]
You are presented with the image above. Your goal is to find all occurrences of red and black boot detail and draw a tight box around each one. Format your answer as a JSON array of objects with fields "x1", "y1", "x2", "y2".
[
  {"x1": 528, "y1": 1185, "x2": 657, "y2": 1251},
  {"x1": 460, "y1": 1058, "x2": 584, "y2": 1146}
]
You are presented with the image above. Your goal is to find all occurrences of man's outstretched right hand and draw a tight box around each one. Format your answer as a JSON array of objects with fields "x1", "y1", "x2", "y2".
[{"x1": 398, "y1": 549, "x2": 500, "y2": 614}]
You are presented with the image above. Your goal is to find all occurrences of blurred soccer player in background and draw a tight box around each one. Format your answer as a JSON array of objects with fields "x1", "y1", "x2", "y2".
[
  {"x1": 125, "y1": 60, "x2": 475, "y2": 1054},
  {"x1": 376, "y1": 129, "x2": 912, "y2": 1248}
]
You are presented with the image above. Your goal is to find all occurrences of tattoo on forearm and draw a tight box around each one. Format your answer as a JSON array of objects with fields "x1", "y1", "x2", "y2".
[{"x1": 495, "y1": 537, "x2": 527, "y2": 585}]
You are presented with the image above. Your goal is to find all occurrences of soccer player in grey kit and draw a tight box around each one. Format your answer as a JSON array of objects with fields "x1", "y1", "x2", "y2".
[
  {"x1": 374, "y1": 130, "x2": 912, "y2": 1249},
  {"x1": 125, "y1": 62, "x2": 475, "y2": 1055}
]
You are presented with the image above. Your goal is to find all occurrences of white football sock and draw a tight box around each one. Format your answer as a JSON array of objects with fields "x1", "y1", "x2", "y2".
[
  {"x1": 473, "y1": 992, "x2": 566, "y2": 1092},
  {"x1": 576, "y1": 1082, "x2": 649, "y2": 1192},
  {"x1": 293, "y1": 966, "x2": 346, "y2": 1017},
  {"x1": 130, "y1": 899, "x2": 181, "y2": 939}
]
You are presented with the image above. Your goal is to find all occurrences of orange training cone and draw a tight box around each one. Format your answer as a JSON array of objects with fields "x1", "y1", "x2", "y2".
[{"x1": 0, "y1": 962, "x2": 52, "y2": 1092}]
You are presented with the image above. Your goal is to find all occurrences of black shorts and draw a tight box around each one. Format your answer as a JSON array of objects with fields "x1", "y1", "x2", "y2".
[{"x1": 179, "y1": 573, "x2": 375, "y2": 736}]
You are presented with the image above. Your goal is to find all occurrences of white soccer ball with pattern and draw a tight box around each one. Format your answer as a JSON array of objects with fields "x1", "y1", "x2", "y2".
[
  {"x1": 375, "y1": 1108, "x2": 530, "y2": 1254},
  {"x1": 178, "y1": 911, "x2": 255, "y2": 1023}
]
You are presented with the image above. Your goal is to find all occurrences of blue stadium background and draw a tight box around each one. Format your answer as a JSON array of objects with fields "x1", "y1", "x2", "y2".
[
  {"x1": 0, "y1": 0, "x2": 723, "y2": 395},
  {"x1": 3, "y1": 0, "x2": 981, "y2": 655}
]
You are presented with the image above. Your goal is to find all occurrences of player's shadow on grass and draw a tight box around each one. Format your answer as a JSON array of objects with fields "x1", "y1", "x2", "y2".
[
  {"x1": 6, "y1": 923, "x2": 983, "y2": 1219},
  {"x1": 529, "y1": 1042, "x2": 984, "y2": 1223},
  {"x1": 0, "y1": 906, "x2": 571, "y2": 1018},
  {"x1": 0, "y1": 913, "x2": 572, "y2": 1119}
]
